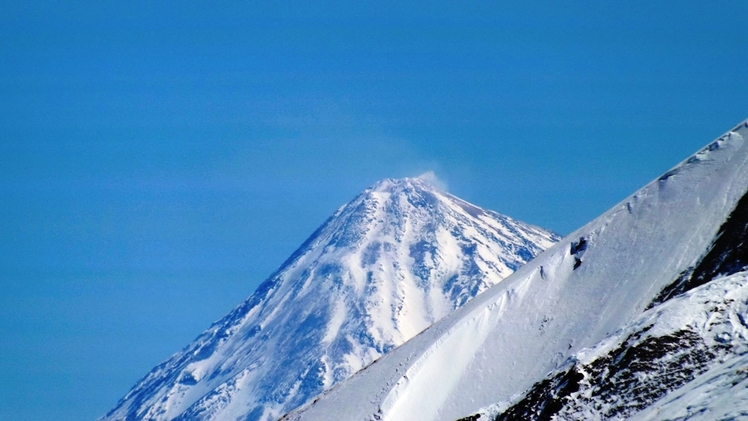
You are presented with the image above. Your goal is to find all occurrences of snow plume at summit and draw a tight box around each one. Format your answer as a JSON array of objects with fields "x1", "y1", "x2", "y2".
[
  {"x1": 414, "y1": 171, "x2": 447, "y2": 191},
  {"x1": 100, "y1": 175, "x2": 560, "y2": 421}
]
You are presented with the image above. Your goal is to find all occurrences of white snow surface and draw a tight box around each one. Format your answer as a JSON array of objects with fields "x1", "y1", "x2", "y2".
[
  {"x1": 627, "y1": 274, "x2": 748, "y2": 421},
  {"x1": 629, "y1": 353, "x2": 748, "y2": 421},
  {"x1": 100, "y1": 176, "x2": 559, "y2": 421},
  {"x1": 284, "y1": 120, "x2": 748, "y2": 421},
  {"x1": 469, "y1": 270, "x2": 748, "y2": 420}
]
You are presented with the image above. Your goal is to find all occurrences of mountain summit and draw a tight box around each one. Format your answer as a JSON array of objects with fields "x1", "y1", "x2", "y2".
[
  {"x1": 101, "y1": 176, "x2": 559, "y2": 421},
  {"x1": 286, "y1": 121, "x2": 748, "y2": 421}
]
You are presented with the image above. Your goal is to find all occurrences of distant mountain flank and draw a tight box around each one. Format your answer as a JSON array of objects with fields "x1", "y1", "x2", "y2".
[
  {"x1": 100, "y1": 175, "x2": 560, "y2": 421},
  {"x1": 285, "y1": 119, "x2": 748, "y2": 421}
]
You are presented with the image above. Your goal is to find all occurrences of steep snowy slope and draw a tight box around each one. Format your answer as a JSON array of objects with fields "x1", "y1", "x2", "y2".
[
  {"x1": 463, "y1": 271, "x2": 748, "y2": 421},
  {"x1": 100, "y1": 176, "x2": 559, "y2": 421},
  {"x1": 285, "y1": 120, "x2": 748, "y2": 421},
  {"x1": 462, "y1": 149, "x2": 748, "y2": 420}
]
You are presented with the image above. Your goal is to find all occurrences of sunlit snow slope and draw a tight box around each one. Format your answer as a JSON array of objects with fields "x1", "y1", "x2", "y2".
[
  {"x1": 285, "y1": 120, "x2": 748, "y2": 421},
  {"x1": 464, "y1": 271, "x2": 748, "y2": 421},
  {"x1": 100, "y1": 176, "x2": 559, "y2": 421}
]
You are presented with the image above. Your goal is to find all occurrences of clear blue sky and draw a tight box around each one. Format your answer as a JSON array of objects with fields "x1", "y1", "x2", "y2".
[{"x1": 1, "y1": 1, "x2": 746, "y2": 420}]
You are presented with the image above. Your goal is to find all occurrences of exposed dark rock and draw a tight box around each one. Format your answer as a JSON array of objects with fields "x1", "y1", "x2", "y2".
[
  {"x1": 489, "y1": 329, "x2": 717, "y2": 421},
  {"x1": 569, "y1": 237, "x2": 587, "y2": 256},
  {"x1": 650, "y1": 189, "x2": 748, "y2": 307},
  {"x1": 455, "y1": 414, "x2": 482, "y2": 421},
  {"x1": 494, "y1": 368, "x2": 583, "y2": 421}
]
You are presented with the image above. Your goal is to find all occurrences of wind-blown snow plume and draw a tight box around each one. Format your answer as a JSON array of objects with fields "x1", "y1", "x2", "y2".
[
  {"x1": 100, "y1": 176, "x2": 559, "y2": 421},
  {"x1": 414, "y1": 171, "x2": 448, "y2": 191}
]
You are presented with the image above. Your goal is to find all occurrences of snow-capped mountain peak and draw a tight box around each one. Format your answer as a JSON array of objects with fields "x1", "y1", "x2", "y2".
[
  {"x1": 100, "y1": 176, "x2": 559, "y2": 421},
  {"x1": 285, "y1": 120, "x2": 748, "y2": 421}
]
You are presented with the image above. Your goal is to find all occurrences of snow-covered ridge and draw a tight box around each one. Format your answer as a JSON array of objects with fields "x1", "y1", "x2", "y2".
[
  {"x1": 100, "y1": 176, "x2": 559, "y2": 421},
  {"x1": 465, "y1": 270, "x2": 748, "y2": 420},
  {"x1": 284, "y1": 119, "x2": 748, "y2": 421},
  {"x1": 462, "y1": 121, "x2": 748, "y2": 420}
]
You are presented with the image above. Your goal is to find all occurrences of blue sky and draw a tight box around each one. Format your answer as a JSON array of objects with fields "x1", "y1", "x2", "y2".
[{"x1": 1, "y1": 1, "x2": 747, "y2": 420}]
